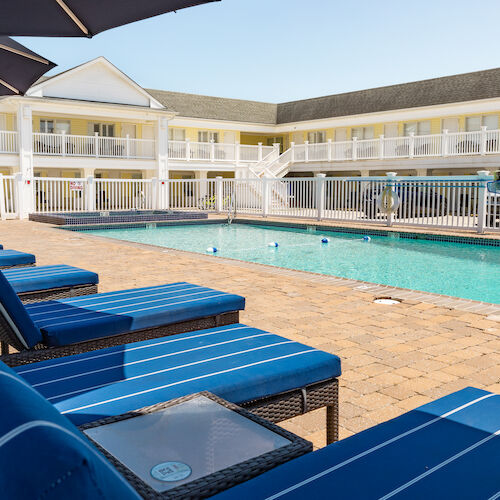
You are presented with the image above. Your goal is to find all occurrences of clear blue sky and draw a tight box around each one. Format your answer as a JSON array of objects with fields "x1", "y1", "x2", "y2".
[{"x1": 15, "y1": 0, "x2": 500, "y2": 103}]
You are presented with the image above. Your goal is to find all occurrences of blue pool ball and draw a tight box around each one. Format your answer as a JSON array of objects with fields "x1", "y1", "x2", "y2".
[
  {"x1": 206, "y1": 247, "x2": 218, "y2": 253},
  {"x1": 363, "y1": 236, "x2": 371, "y2": 242},
  {"x1": 268, "y1": 242, "x2": 279, "y2": 248},
  {"x1": 321, "y1": 237, "x2": 330, "y2": 243}
]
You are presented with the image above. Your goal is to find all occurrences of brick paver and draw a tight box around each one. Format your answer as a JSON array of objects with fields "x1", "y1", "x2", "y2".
[{"x1": 1, "y1": 219, "x2": 498, "y2": 449}]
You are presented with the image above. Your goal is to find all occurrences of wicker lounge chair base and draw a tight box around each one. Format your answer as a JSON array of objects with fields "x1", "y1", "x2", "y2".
[
  {"x1": 0, "y1": 263, "x2": 36, "y2": 270},
  {"x1": 17, "y1": 283, "x2": 99, "y2": 304},
  {"x1": 0, "y1": 310, "x2": 240, "y2": 358}
]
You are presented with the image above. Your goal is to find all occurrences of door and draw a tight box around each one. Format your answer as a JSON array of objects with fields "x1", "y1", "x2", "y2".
[
  {"x1": 334, "y1": 128, "x2": 347, "y2": 142},
  {"x1": 442, "y1": 118, "x2": 459, "y2": 133},
  {"x1": 384, "y1": 123, "x2": 399, "y2": 137},
  {"x1": 121, "y1": 124, "x2": 136, "y2": 138},
  {"x1": 223, "y1": 131, "x2": 236, "y2": 143},
  {"x1": 292, "y1": 131, "x2": 304, "y2": 145}
]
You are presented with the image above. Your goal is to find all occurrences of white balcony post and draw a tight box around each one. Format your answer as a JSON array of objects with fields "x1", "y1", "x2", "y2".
[
  {"x1": 273, "y1": 142, "x2": 281, "y2": 157},
  {"x1": 305, "y1": 141, "x2": 309, "y2": 162},
  {"x1": 161, "y1": 178, "x2": 170, "y2": 210},
  {"x1": 215, "y1": 176, "x2": 223, "y2": 213},
  {"x1": 258, "y1": 142, "x2": 263, "y2": 162},
  {"x1": 385, "y1": 171, "x2": 397, "y2": 227},
  {"x1": 262, "y1": 177, "x2": 270, "y2": 217},
  {"x1": 94, "y1": 132, "x2": 99, "y2": 158},
  {"x1": 16, "y1": 104, "x2": 34, "y2": 218},
  {"x1": 480, "y1": 126, "x2": 487, "y2": 155},
  {"x1": 86, "y1": 176, "x2": 96, "y2": 211},
  {"x1": 442, "y1": 129, "x2": 448, "y2": 157},
  {"x1": 409, "y1": 132, "x2": 415, "y2": 159},
  {"x1": 316, "y1": 173, "x2": 326, "y2": 221},
  {"x1": 327, "y1": 139, "x2": 332, "y2": 162},
  {"x1": 185, "y1": 138, "x2": 191, "y2": 161},
  {"x1": 210, "y1": 139, "x2": 215, "y2": 163},
  {"x1": 290, "y1": 142, "x2": 295, "y2": 163},
  {"x1": 126, "y1": 134, "x2": 130, "y2": 158},
  {"x1": 476, "y1": 170, "x2": 490, "y2": 233},
  {"x1": 0, "y1": 174, "x2": 5, "y2": 220},
  {"x1": 235, "y1": 141, "x2": 240, "y2": 166},
  {"x1": 379, "y1": 134, "x2": 384, "y2": 159},
  {"x1": 61, "y1": 130, "x2": 66, "y2": 157},
  {"x1": 352, "y1": 137, "x2": 358, "y2": 161}
]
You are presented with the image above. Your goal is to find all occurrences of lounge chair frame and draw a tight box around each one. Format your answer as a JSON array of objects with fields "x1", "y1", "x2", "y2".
[
  {"x1": 0, "y1": 310, "x2": 240, "y2": 357},
  {"x1": 0, "y1": 263, "x2": 36, "y2": 270},
  {"x1": 17, "y1": 284, "x2": 99, "y2": 304}
]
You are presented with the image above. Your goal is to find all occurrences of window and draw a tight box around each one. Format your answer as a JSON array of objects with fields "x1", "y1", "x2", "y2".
[
  {"x1": 198, "y1": 131, "x2": 219, "y2": 143},
  {"x1": 91, "y1": 123, "x2": 115, "y2": 137},
  {"x1": 307, "y1": 131, "x2": 326, "y2": 143},
  {"x1": 465, "y1": 115, "x2": 498, "y2": 131},
  {"x1": 168, "y1": 128, "x2": 186, "y2": 141},
  {"x1": 40, "y1": 119, "x2": 70, "y2": 134},
  {"x1": 403, "y1": 121, "x2": 430, "y2": 136},
  {"x1": 351, "y1": 126, "x2": 374, "y2": 140}
]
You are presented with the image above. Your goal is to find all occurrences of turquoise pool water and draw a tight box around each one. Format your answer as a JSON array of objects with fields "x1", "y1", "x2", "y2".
[{"x1": 84, "y1": 223, "x2": 500, "y2": 303}]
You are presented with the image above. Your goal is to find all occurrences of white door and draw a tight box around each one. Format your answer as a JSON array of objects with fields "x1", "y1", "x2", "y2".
[
  {"x1": 0, "y1": 114, "x2": 6, "y2": 130},
  {"x1": 442, "y1": 118, "x2": 459, "y2": 133},
  {"x1": 334, "y1": 128, "x2": 347, "y2": 142},
  {"x1": 223, "y1": 131, "x2": 236, "y2": 143},
  {"x1": 384, "y1": 123, "x2": 399, "y2": 137},
  {"x1": 121, "y1": 123, "x2": 136, "y2": 138},
  {"x1": 142, "y1": 125, "x2": 154, "y2": 140},
  {"x1": 292, "y1": 131, "x2": 304, "y2": 144}
]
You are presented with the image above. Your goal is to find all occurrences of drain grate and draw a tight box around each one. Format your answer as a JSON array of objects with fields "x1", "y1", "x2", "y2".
[{"x1": 374, "y1": 297, "x2": 402, "y2": 305}]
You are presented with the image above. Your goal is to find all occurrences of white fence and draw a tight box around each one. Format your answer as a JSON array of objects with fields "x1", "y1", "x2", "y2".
[
  {"x1": 0, "y1": 131, "x2": 18, "y2": 154},
  {"x1": 168, "y1": 140, "x2": 274, "y2": 163},
  {"x1": 1, "y1": 173, "x2": 498, "y2": 232},
  {"x1": 32, "y1": 133, "x2": 155, "y2": 159}
]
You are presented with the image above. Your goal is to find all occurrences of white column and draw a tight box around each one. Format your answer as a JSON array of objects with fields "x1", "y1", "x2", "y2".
[
  {"x1": 476, "y1": 170, "x2": 491, "y2": 233},
  {"x1": 156, "y1": 117, "x2": 169, "y2": 179},
  {"x1": 16, "y1": 104, "x2": 34, "y2": 218},
  {"x1": 235, "y1": 141, "x2": 240, "y2": 166},
  {"x1": 262, "y1": 177, "x2": 270, "y2": 217},
  {"x1": 316, "y1": 173, "x2": 326, "y2": 221},
  {"x1": 305, "y1": 141, "x2": 309, "y2": 162},
  {"x1": 480, "y1": 126, "x2": 487, "y2": 155},
  {"x1": 195, "y1": 170, "x2": 208, "y2": 199},
  {"x1": 352, "y1": 137, "x2": 358, "y2": 161},
  {"x1": 0, "y1": 173, "x2": 5, "y2": 220},
  {"x1": 409, "y1": 132, "x2": 415, "y2": 159},
  {"x1": 327, "y1": 139, "x2": 332, "y2": 162},
  {"x1": 258, "y1": 142, "x2": 263, "y2": 162},
  {"x1": 290, "y1": 142, "x2": 295, "y2": 163},
  {"x1": 442, "y1": 129, "x2": 449, "y2": 157},
  {"x1": 86, "y1": 176, "x2": 96, "y2": 211},
  {"x1": 215, "y1": 176, "x2": 223, "y2": 213},
  {"x1": 379, "y1": 134, "x2": 384, "y2": 160}
]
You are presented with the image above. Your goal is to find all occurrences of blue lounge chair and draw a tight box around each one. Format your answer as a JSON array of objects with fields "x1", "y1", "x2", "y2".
[
  {"x1": 0, "y1": 272, "x2": 245, "y2": 357},
  {"x1": 5, "y1": 323, "x2": 341, "y2": 442},
  {"x1": 0, "y1": 249, "x2": 36, "y2": 269},
  {"x1": 214, "y1": 386, "x2": 500, "y2": 500},
  {"x1": 2, "y1": 264, "x2": 99, "y2": 303}
]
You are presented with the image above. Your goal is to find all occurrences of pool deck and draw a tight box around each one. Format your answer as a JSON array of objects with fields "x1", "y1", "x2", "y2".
[{"x1": 1, "y1": 218, "x2": 499, "y2": 449}]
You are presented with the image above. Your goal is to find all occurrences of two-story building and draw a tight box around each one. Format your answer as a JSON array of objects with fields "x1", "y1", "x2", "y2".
[{"x1": 1, "y1": 57, "x2": 500, "y2": 184}]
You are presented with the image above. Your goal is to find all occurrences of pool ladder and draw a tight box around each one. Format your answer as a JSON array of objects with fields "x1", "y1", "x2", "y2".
[{"x1": 227, "y1": 190, "x2": 236, "y2": 224}]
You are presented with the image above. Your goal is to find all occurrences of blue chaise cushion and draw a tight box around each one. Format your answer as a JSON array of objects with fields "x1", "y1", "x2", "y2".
[
  {"x1": 25, "y1": 282, "x2": 245, "y2": 347},
  {"x1": 0, "y1": 361, "x2": 140, "y2": 500},
  {"x1": 0, "y1": 271, "x2": 43, "y2": 348},
  {"x1": 2, "y1": 264, "x2": 99, "y2": 294},
  {"x1": 16, "y1": 323, "x2": 341, "y2": 426},
  {"x1": 213, "y1": 387, "x2": 500, "y2": 500},
  {"x1": 0, "y1": 249, "x2": 35, "y2": 267}
]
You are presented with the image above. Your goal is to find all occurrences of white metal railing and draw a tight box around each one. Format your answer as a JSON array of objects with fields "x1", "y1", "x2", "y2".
[
  {"x1": 168, "y1": 140, "x2": 274, "y2": 163},
  {"x1": 0, "y1": 131, "x2": 18, "y2": 154},
  {"x1": 3, "y1": 173, "x2": 497, "y2": 232},
  {"x1": 32, "y1": 132, "x2": 155, "y2": 159}
]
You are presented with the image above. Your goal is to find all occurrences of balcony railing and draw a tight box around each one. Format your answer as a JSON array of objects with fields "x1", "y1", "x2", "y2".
[
  {"x1": 291, "y1": 128, "x2": 500, "y2": 163},
  {"x1": 168, "y1": 140, "x2": 275, "y2": 163},
  {"x1": 0, "y1": 131, "x2": 18, "y2": 154},
  {"x1": 32, "y1": 132, "x2": 156, "y2": 159}
]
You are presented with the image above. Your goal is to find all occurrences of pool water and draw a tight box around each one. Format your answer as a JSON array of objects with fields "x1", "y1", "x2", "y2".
[{"x1": 84, "y1": 223, "x2": 500, "y2": 303}]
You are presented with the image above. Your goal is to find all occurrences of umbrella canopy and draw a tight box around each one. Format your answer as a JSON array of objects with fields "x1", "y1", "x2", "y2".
[
  {"x1": 0, "y1": 0, "x2": 220, "y2": 37},
  {"x1": 0, "y1": 37, "x2": 56, "y2": 96}
]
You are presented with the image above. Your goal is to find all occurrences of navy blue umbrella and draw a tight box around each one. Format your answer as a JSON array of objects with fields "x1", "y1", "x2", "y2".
[
  {"x1": 0, "y1": 0, "x2": 220, "y2": 37},
  {"x1": 0, "y1": 37, "x2": 56, "y2": 95}
]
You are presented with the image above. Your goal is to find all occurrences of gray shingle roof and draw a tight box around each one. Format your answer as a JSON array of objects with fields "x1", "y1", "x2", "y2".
[
  {"x1": 276, "y1": 68, "x2": 500, "y2": 124},
  {"x1": 146, "y1": 89, "x2": 278, "y2": 124}
]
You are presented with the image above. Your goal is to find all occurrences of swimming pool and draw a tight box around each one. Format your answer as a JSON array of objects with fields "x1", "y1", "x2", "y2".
[{"x1": 82, "y1": 223, "x2": 500, "y2": 303}]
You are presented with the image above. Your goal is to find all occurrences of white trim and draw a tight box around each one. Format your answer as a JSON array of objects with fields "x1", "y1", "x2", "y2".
[
  {"x1": 61, "y1": 349, "x2": 318, "y2": 414},
  {"x1": 265, "y1": 393, "x2": 496, "y2": 500}
]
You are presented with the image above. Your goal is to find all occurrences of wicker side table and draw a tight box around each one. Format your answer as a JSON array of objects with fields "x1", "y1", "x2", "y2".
[{"x1": 80, "y1": 391, "x2": 312, "y2": 499}]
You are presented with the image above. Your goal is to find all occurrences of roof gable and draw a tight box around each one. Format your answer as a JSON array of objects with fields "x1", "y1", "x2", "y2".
[{"x1": 27, "y1": 57, "x2": 165, "y2": 108}]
